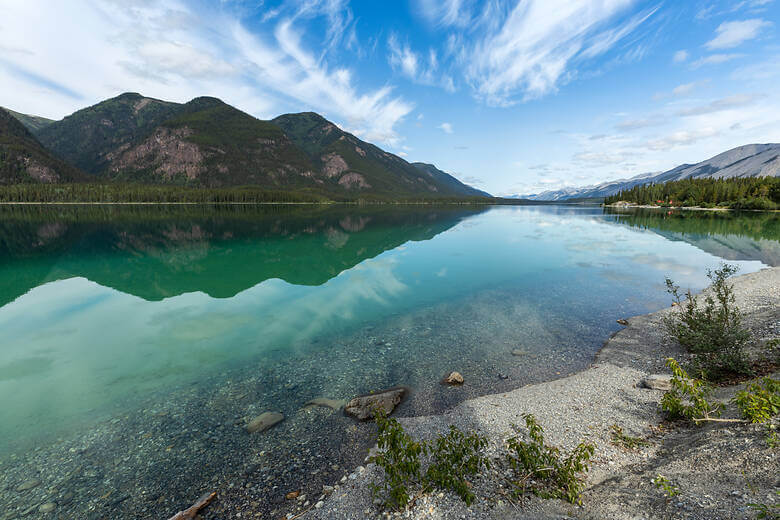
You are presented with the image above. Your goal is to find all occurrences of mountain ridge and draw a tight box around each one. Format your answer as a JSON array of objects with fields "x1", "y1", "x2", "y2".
[
  {"x1": 518, "y1": 143, "x2": 780, "y2": 201},
  {"x1": 4, "y1": 94, "x2": 489, "y2": 199}
]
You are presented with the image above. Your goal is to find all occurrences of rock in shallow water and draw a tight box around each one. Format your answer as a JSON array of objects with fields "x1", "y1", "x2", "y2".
[
  {"x1": 15, "y1": 479, "x2": 41, "y2": 492},
  {"x1": 303, "y1": 397, "x2": 346, "y2": 411},
  {"x1": 246, "y1": 411, "x2": 284, "y2": 433},
  {"x1": 344, "y1": 386, "x2": 408, "y2": 420},
  {"x1": 38, "y1": 502, "x2": 56, "y2": 513},
  {"x1": 442, "y1": 371, "x2": 464, "y2": 385}
]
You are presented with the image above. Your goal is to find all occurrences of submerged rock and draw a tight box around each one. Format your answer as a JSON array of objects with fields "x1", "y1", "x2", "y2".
[
  {"x1": 442, "y1": 371, "x2": 464, "y2": 385},
  {"x1": 303, "y1": 397, "x2": 346, "y2": 411},
  {"x1": 38, "y1": 502, "x2": 57, "y2": 513},
  {"x1": 344, "y1": 386, "x2": 408, "y2": 420},
  {"x1": 246, "y1": 411, "x2": 284, "y2": 433},
  {"x1": 511, "y1": 349, "x2": 528, "y2": 356},
  {"x1": 15, "y1": 479, "x2": 41, "y2": 492},
  {"x1": 639, "y1": 374, "x2": 673, "y2": 391}
]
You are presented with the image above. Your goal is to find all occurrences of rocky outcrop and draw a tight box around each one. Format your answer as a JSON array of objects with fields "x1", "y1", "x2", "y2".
[
  {"x1": 24, "y1": 158, "x2": 58, "y2": 183},
  {"x1": 322, "y1": 153, "x2": 349, "y2": 178},
  {"x1": 344, "y1": 387, "x2": 408, "y2": 420},
  {"x1": 338, "y1": 173, "x2": 370, "y2": 189},
  {"x1": 111, "y1": 126, "x2": 204, "y2": 180}
]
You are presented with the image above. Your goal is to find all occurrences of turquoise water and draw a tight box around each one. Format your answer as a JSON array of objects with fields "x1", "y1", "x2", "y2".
[{"x1": 0, "y1": 204, "x2": 777, "y2": 518}]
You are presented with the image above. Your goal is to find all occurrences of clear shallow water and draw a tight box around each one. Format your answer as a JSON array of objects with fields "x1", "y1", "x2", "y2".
[{"x1": 0, "y1": 204, "x2": 777, "y2": 518}]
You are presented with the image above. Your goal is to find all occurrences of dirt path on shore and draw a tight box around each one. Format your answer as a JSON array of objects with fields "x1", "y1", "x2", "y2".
[{"x1": 302, "y1": 266, "x2": 780, "y2": 520}]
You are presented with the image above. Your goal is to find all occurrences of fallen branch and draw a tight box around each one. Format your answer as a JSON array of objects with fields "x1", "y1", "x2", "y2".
[
  {"x1": 167, "y1": 492, "x2": 216, "y2": 520},
  {"x1": 691, "y1": 417, "x2": 747, "y2": 424}
]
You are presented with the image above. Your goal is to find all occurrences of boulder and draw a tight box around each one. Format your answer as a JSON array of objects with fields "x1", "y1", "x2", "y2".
[
  {"x1": 616, "y1": 319, "x2": 629, "y2": 326},
  {"x1": 246, "y1": 411, "x2": 284, "y2": 433},
  {"x1": 639, "y1": 374, "x2": 673, "y2": 391},
  {"x1": 442, "y1": 371, "x2": 464, "y2": 385},
  {"x1": 344, "y1": 386, "x2": 408, "y2": 420}
]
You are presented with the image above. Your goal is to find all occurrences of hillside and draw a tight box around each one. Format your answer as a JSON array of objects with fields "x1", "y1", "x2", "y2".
[
  {"x1": 2, "y1": 108, "x2": 54, "y2": 133},
  {"x1": 36, "y1": 93, "x2": 183, "y2": 174},
  {"x1": 522, "y1": 143, "x2": 780, "y2": 201},
  {"x1": 14, "y1": 95, "x2": 487, "y2": 198},
  {"x1": 0, "y1": 108, "x2": 86, "y2": 184},
  {"x1": 272, "y1": 112, "x2": 488, "y2": 197}
]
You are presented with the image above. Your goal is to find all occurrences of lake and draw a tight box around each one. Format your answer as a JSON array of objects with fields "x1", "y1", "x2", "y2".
[{"x1": 0, "y1": 204, "x2": 778, "y2": 518}]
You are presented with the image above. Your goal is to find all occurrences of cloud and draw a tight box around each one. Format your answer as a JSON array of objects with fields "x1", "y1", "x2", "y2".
[
  {"x1": 463, "y1": 2, "x2": 657, "y2": 106},
  {"x1": 705, "y1": 19, "x2": 772, "y2": 49},
  {"x1": 676, "y1": 93, "x2": 761, "y2": 116},
  {"x1": 615, "y1": 117, "x2": 666, "y2": 131},
  {"x1": 416, "y1": 0, "x2": 473, "y2": 28},
  {"x1": 387, "y1": 35, "x2": 455, "y2": 92},
  {"x1": 691, "y1": 53, "x2": 743, "y2": 68},
  {"x1": 572, "y1": 151, "x2": 633, "y2": 165},
  {"x1": 645, "y1": 128, "x2": 719, "y2": 151},
  {"x1": 438, "y1": 122, "x2": 454, "y2": 134},
  {"x1": 0, "y1": 0, "x2": 412, "y2": 147},
  {"x1": 673, "y1": 50, "x2": 689, "y2": 63}
]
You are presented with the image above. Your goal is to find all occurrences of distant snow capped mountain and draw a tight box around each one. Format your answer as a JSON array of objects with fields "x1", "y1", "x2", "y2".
[{"x1": 516, "y1": 143, "x2": 780, "y2": 201}]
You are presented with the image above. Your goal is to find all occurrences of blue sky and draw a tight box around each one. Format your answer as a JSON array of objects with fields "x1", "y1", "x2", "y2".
[{"x1": 1, "y1": 0, "x2": 779, "y2": 195}]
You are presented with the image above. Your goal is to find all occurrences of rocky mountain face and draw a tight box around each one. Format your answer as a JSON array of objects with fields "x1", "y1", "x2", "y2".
[
  {"x1": 4, "y1": 94, "x2": 488, "y2": 198},
  {"x1": 0, "y1": 108, "x2": 86, "y2": 184},
  {"x1": 521, "y1": 143, "x2": 780, "y2": 201}
]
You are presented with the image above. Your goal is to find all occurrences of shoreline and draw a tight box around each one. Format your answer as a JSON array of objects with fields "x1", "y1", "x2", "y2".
[
  {"x1": 605, "y1": 203, "x2": 780, "y2": 213},
  {"x1": 300, "y1": 266, "x2": 780, "y2": 520}
]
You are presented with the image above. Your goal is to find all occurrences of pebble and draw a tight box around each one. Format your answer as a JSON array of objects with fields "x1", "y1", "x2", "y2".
[
  {"x1": 15, "y1": 479, "x2": 41, "y2": 492},
  {"x1": 315, "y1": 500, "x2": 324, "y2": 509}
]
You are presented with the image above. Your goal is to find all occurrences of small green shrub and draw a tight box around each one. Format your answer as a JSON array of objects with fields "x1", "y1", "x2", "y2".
[
  {"x1": 506, "y1": 414, "x2": 595, "y2": 505},
  {"x1": 369, "y1": 413, "x2": 491, "y2": 510},
  {"x1": 664, "y1": 264, "x2": 752, "y2": 380},
  {"x1": 609, "y1": 424, "x2": 650, "y2": 450},
  {"x1": 660, "y1": 358, "x2": 723, "y2": 423},
  {"x1": 652, "y1": 474, "x2": 679, "y2": 498},
  {"x1": 748, "y1": 490, "x2": 780, "y2": 519},
  {"x1": 425, "y1": 425, "x2": 490, "y2": 505},
  {"x1": 369, "y1": 412, "x2": 426, "y2": 510},
  {"x1": 734, "y1": 377, "x2": 780, "y2": 424}
]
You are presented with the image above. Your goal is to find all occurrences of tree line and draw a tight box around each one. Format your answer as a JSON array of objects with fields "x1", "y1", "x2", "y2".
[{"x1": 605, "y1": 177, "x2": 780, "y2": 210}]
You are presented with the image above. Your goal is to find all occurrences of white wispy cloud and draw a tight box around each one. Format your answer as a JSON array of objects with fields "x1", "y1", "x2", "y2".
[
  {"x1": 387, "y1": 35, "x2": 456, "y2": 92},
  {"x1": 673, "y1": 50, "x2": 689, "y2": 63},
  {"x1": 705, "y1": 19, "x2": 772, "y2": 49},
  {"x1": 0, "y1": 0, "x2": 412, "y2": 146},
  {"x1": 691, "y1": 53, "x2": 744, "y2": 68},
  {"x1": 463, "y1": 1, "x2": 657, "y2": 105},
  {"x1": 438, "y1": 122, "x2": 454, "y2": 134},
  {"x1": 676, "y1": 93, "x2": 762, "y2": 116}
]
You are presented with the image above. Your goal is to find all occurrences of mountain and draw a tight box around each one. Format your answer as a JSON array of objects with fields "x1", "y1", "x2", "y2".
[
  {"x1": 411, "y1": 162, "x2": 491, "y2": 197},
  {"x1": 272, "y1": 112, "x2": 488, "y2": 197},
  {"x1": 2, "y1": 108, "x2": 54, "y2": 133},
  {"x1": 13, "y1": 93, "x2": 487, "y2": 198},
  {"x1": 521, "y1": 143, "x2": 780, "y2": 201},
  {"x1": 0, "y1": 108, "x2": 86, "y2": 184},
  {"x1": 36, "y1": 92, "x2": 184, "y2": 174}
]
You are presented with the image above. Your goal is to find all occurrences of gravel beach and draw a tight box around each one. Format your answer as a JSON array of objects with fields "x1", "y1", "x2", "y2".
[{"x1": 302, "y1": 266, "x2": 780, "y2": 520}]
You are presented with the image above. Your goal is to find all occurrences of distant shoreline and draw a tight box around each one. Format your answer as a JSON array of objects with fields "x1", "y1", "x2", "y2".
[{"x1": 605, "y1": 202, "x2": 780, "y2": 213}]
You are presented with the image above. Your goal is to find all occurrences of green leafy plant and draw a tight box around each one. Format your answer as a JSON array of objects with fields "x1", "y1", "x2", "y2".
[
  {"x1": 425, "y1": 425, "x2": 490, "y2": 505},
  {"x1": 734, "y1": 377, "x2": 780, "y2": 424},
  {"x1": 652, "y1": 475, "x2": 679, "y2": 498},
  {"x1": 369, "y1": 411, "x2": 426, "y2": 510},
  {"x1": 660, "y1": 358, "x2": 724, "y2": 423},
  {"x1": 664, "y1": 264, "x2": 752, "y2": 379},
  {"x1": 609, "y1": 424, "x2": 650, "y2": 450},
  {"x1": 369, "y1": 412, "x2": 491, "y2": 510},
  {"x1": 505, "y1": 413, "x2": 595, "y2": 505},
  {"x1": 748, "y1": 490, "x2": 780, "y2": 519}
]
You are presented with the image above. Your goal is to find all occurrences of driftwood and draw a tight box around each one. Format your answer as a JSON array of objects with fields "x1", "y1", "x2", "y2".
[{"x1": 167, "y1": 492, "x2": 216, "y2": 520}]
